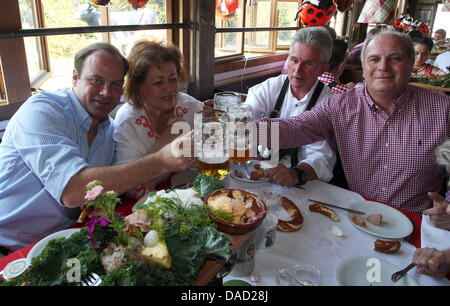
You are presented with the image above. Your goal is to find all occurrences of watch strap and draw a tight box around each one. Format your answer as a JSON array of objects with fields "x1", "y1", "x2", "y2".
[{"x1": 291, "y1": 167, "x2": 307, "y2": 186}]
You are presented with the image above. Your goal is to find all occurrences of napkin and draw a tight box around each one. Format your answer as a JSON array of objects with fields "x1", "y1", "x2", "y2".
[{"x1": 418, "y1": 216, "x2": 450, "y2": 285}]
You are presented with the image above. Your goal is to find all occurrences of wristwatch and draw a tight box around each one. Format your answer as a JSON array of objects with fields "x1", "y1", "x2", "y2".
[{"x1": 291, "y1": 167, "x2": 307, "y2": 186}]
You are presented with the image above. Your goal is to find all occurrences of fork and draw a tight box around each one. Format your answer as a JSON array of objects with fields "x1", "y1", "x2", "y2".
[
  {"x1": 391, "y1": 263, "x2": 415, "y2": 283},
  {"x1": 81, "y1": 272, "x2": 102, "y2": 286}
]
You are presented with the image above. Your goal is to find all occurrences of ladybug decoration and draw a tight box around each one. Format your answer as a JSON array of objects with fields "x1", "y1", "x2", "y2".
[
  {"x1": 216, "y1": 0, "x2": 239, "y2": 20},
  {"x1": 412, "y1": 20, "x2": 431, "y2": 37},
  {"x1": 334, "y1": 0, "x2": 353, "y2": 13},
  {"x1": 127, "y1": 0, "x2": 149, "y2": 9},
  {"x1": 295, "y1": 0, "x2": 337, "y2": 27},
  {"x1": 393, "y1": 15, "x2": 414, "y2": 32},
  {"x1": 88, "y1": 0, "x2": 111, "y2": 5}
]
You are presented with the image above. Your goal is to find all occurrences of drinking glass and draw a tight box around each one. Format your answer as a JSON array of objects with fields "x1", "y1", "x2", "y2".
[
  {"x1": 194, "y1": 110, "x2": 230, "y2": 180},
  {"x1": 214, "y1": 91, "x2": 242, "y2": 112},
  {"x1": 226, "y1": 104, "x2": 254, "y2": 165},
  {"x1": 277, "y1": 264, "x2": 322, "y2": 286}
]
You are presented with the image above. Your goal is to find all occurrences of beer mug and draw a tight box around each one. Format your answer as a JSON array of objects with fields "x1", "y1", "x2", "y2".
[
  {"x1": 214, "y1": 91, "x2": 241, "y2": 112},
  {"x1": 226, "y1": 104, "x2": 255, "y2": 164},
  {"x1": 194, "y1": 110, "x2": 230, "y2": 180}
]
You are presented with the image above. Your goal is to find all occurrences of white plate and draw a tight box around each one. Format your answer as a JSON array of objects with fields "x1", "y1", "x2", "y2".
[
  {"x1": 230, "y1": 160, "x2": 269, "y2": 183},
  {"x1": 347, "y1": 200, "x2": 413, "y2": 239},
  {"x1": 336, "y1": 256, "x2": 418, "y2": 286},
  {"x1": 27, "y1": 228, "x2": 81, "y2": 264}
]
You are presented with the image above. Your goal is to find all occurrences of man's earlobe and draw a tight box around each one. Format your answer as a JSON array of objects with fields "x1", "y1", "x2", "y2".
[{"x1": 72, "y1": 69, "x2": 78, "y2": 87}]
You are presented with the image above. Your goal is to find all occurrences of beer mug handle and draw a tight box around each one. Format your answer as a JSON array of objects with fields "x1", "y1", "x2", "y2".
[{"x1": 277, "y1": 268, "x2": 291, "y2": 286}]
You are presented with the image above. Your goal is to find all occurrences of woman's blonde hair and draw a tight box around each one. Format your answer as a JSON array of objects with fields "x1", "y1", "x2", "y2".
[{"x1": 124, "y1": 40, "x2": 189, "y2": 107}]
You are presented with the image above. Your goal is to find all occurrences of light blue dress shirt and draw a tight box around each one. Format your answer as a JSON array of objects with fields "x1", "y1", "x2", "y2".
[{"x1": 0, "y1": 89, "x2": 115, "y2": 251}]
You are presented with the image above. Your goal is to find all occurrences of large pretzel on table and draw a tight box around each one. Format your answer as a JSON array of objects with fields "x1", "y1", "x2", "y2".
[{"x1": 277, "y1": 196, "x2": 304, "y2": 232}]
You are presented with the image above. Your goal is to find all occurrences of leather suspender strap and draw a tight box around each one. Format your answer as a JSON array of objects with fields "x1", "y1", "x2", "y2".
[
  {"x1": 270, "y1": 77, "x2": 290, "y2": 118},
  {"x1": 306, "y1": 81, "x2": 324, "y2": 111},
  {"x1": 271, "y1": 79, "x2": 325, "y2": 167}
]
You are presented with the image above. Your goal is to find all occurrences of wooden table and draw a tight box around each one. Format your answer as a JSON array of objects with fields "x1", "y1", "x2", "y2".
[{"x1": 195, "y1": 233, "x2": 249, "y2": 285}]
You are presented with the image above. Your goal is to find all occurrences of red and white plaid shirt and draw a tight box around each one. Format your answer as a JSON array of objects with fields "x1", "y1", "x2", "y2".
[
  {"x1": 259, "y1": 85, "x2": 450, "y2": 213},
  {"x1": 318, "y1": 72, "x2": 350, "y2": 95}
]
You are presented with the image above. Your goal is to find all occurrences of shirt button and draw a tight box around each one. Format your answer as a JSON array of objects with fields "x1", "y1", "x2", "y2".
[
  {"x1": 382, "y1": 187, "x2": 386, "y2": 192},
  {"x1": 385, "y1": 143, "x2": 389, "y2": 148},
  {"x1": 384, "y1": 165, "x2": 387, "y2": 170}
]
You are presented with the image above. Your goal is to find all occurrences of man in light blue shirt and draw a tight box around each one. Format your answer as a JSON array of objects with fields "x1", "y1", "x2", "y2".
[{"x1": 0, "y1": 43, "x2": 195, "y2": 251}]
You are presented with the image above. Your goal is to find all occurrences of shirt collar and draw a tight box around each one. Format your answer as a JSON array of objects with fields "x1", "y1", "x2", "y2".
[
  {"x1": 67, "y1": 89, "x2": 111, "y2": 133},
  {"x1": 290, "y1": 79, "x2": 321, "y2": 103},
  {"x1": 363, "y1": 84, "x2": 412, "y2": 111}
]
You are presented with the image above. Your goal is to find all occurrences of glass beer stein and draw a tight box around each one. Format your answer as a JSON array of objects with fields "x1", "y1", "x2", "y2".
[{"x1": 194, "y1": 110, "x2": 230, "y2": 180}]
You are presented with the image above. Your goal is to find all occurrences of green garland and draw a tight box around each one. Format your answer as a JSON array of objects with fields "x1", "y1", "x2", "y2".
[{"x1": 410, "y1": 73, "x2": 450, "y2": 88}]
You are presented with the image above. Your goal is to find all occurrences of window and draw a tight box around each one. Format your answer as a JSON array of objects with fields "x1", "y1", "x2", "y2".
[
  {"x1": 215, "y1": 0, "x2": 300, "y2": 59},
  {"x1": 17, "y1": 0, "x2": 169, "y2": 92}
]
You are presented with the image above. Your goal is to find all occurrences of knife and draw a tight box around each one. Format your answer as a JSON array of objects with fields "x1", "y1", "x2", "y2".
[{"x1": 307, "y1": 199, "x2": 366, "y2": 215}]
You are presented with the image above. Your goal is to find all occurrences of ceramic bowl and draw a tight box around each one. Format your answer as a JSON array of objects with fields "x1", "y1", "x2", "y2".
[{"x1": 204, "y1": 188, "x2": 268, "y2": 234}]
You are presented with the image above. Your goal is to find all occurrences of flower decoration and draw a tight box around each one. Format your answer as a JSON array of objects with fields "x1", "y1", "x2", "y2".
[{"x1": 84, "y1": 180, "x2": 130, "y2": 247}]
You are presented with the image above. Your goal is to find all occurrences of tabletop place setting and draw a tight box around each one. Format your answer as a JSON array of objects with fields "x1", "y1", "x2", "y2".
[{"x1": 0, "y1": 94, "x2": 447, "y2": 288}]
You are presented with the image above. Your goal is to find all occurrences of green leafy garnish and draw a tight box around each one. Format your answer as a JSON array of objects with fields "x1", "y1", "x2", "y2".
[{"x1": 193, "y1": 173, "x2": 225, "y2": 200}]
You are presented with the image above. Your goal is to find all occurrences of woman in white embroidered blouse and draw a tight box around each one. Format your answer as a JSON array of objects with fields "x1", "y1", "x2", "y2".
[{"x1": 113, "y1": 40, "x2": 202, "y2": 199}]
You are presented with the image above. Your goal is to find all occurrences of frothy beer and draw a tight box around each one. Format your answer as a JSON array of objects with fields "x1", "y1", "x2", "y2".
[
  {"x1": 197, "y1": 156, "x2": 230, "y2": 180},
  {"x1": 229, "y1": 124, "x2": 253, "y2": 163}
]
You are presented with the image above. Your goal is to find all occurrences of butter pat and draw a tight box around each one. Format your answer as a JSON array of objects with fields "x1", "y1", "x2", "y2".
[
  {"x1": 1, "y1": 258, "x2": 29, "y2": 282},
  {"x1": 141, "y1": 241, "x2": 171, "y2": 269}
]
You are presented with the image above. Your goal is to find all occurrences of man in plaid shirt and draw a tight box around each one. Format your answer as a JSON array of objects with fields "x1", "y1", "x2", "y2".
[
  {"x1": 259, "y1": 29, "x2": 449, "y2": 219},
  {"x1": 318, "y1": 39, "x2": 352, "y2": 95}
]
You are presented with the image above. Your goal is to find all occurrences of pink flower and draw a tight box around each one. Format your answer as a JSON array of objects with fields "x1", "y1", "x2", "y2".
[
  {"x1": 84, "y1": 185, "x2": 104, "y2": 201},
  {"x1": 87, "y1": 180, "x2": 98, "y2": 188}
]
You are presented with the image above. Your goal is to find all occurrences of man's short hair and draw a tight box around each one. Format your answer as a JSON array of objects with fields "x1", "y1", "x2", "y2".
[
  {"x1": 291, "y1": 26, "x2": 333, "y2": 64},
  {"x1": 435, "y1": 29, "x2": 447, "y2": 39},
  {"x1": 360, "y1": 29, "x2": 415, "y2": 64},
  {"x1": 329, "y1": 39, "x2": 348, "y2": 72},
  {"x1": 74, "y1": 42, "x2": 129, "y2": 76}
]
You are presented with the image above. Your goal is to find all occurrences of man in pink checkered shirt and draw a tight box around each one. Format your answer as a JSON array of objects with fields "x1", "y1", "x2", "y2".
[{"x1": 259, "y1": 29, "x2": 449, "y2": 217}]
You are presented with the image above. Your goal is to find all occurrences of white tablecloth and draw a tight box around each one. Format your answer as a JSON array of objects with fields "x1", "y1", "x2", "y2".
[{"x1": 223, "y1": 178, "x2": 450, "y2": 286}]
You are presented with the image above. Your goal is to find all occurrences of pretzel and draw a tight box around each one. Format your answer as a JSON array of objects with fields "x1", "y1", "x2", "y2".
[
  {"x1": 77, "y1": 206, "x2": 93, "y2": 223},
  {"x1": 309, "y1": 203, "x2": 339, "y2": 221},
  {"x1": 277, "y1": 196, "x2": 304, "y2": 232},
  {"x1": 374, "y1": 239, "x2": 401, "y2": 254}
]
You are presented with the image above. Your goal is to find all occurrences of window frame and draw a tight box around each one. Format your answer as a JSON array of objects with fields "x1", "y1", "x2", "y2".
[{"x1": 0, "y1": 0, "x2": 183, "y2": 121}]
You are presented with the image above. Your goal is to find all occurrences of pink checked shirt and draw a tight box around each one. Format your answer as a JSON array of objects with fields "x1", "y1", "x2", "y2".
[
  {"x1": 318, "y1": 72, "x2": 350, "y2": 95},
  {"x1": 259, "y1": 85, "x2": 449, "y2": 213}
]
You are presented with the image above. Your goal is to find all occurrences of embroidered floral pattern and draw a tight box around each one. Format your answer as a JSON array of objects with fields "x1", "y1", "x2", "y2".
[
  {"x1": 135, "y1": 115, "x2": 155, "y2": 138},
  {"x1": 174, "y1": 106, "x2": 188, "y2": 117}
]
